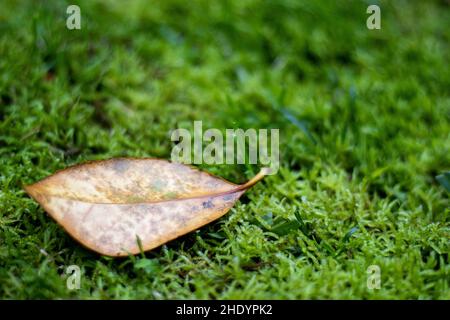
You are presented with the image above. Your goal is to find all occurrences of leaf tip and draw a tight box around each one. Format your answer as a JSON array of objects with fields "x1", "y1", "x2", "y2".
[{"x1": 23, "y1": 183, "x2": 36, "y2": 198}]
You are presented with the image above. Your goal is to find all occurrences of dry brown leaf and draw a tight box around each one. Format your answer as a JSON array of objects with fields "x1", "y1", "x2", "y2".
[{"x1": 24, "y1": 158, "x2": 269, "y2": 257}]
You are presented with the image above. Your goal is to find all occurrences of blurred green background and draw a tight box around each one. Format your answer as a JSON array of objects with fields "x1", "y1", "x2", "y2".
[{"x1": 0, "y1": 0, "x2": 448, "y2": 299}]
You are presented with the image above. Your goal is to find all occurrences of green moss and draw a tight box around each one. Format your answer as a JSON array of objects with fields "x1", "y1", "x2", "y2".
[{"x1": 0, "y1": 0, "x2": 448, "y2": 299}]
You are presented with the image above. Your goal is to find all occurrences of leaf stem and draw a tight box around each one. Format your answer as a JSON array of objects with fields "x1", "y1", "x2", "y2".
[{"x1": 238, "y1": 167, "x2": 271, "y2": 190}]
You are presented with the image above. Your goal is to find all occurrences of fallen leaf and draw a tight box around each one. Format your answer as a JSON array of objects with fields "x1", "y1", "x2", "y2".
[{"x1": 25, "y1": 158, "x2": 269, "y2": 257}]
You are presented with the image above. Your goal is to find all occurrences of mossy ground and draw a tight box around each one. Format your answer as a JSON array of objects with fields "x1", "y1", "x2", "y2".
[{"x1": 0, "y1": 0, "x2": 449, "y2": 299}]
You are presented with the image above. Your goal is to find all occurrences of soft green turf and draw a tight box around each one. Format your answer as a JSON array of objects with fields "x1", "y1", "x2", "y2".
[{"x1": 0, "y1": 0, "x2": 449, "y2": 299}]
